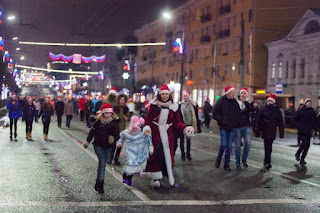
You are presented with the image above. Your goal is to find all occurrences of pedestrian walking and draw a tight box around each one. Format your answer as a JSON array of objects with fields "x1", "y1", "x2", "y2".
[
  {"x1": 235, "y1": 88, "x2": 254, "y2": 170},
  {"x1": 22, "y1": 97, "x2": 36, "y2": 139},
  {"x1": 55, "y1": 97, "x2": 65, "y2": 128},
  {"x1": 83, "y1": 103, "x2": 120, "y2": 194},
  {"x1": 112, "y1": 94, "x2": 130, "y2": 165},
  {"x1": 295, "y1": 98, "x2": 318, "y2": 165},
  {"x1": 94, "y1": 97, "x2": 103, "y2": 114},
  {"x1": 250, "y1": 102, "x2": 259, "y2": 132},
  {"x1": 85, "y1": 97, "x2": 94, "y2": 128},
  {"x1": 34, "y1": 98, "x2": 41, "y2": 123},
  {"x1": 78, "y1": 96, "x2": 86, "y2": 122},
  {"x1": 102, "y1": 87, "x2": 118, "y2": 107},
  {"x1": 116, "y1": 116, "x2": 153, "y2": 186},
  {"x1": 256, "y1": 93, "x2": 284, "y2": 170},
  {"x1": 202, "y1": 98, "x2": 212, "y2": 129},
  {"x1": 39, "y1": 98, "x2": 54, "y2": 141},
  {"x1": 92, "y1": 96, "x2": 99, "y2": 114},
  {"x1": 7, "y1": 94, "x2": 22, "y2": 141},
  {"x1": 212, "y1": 86, "x2": 240, "y2": 171},
  {"x1": 141, "y1": 84, "x2": 194, "y2": 187},
  {"x1": 73, "y1": 98, "x2": 79, "y2": 114},
  {"x1": 312, "y1": 106, "x2": 320, "y2": 144},
  {"x1": 64, "y1": 97, "x2": 74, "y2": 128},
  {"x1": 174, "y1": 91, "x2": 201, "y2": 161}
]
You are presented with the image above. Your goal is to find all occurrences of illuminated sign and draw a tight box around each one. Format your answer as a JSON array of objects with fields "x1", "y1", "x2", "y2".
[
  {"x1": 256, "y1": 90, "x2": 266, "y2": 94},
  {"x1": 173, "y1": 38, "x2": 183, "y2": 54}
]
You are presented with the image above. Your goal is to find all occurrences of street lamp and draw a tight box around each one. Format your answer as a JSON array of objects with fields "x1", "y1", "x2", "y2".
[
  {"x1": 12, "y1": 37, "x2": 18, "y2": 40},
  {"x1": 20, "y1": 56, "x2": 25, "y2": 60},
  {"x1": 162, "y1": 11, "x2": 172, "y2": 20},
  {"x1": 7, "y1": 15, "x2": 16, "y2": 21},
  {"x1": 16, "y1": 47, "x2": 20, "y2": 51}
]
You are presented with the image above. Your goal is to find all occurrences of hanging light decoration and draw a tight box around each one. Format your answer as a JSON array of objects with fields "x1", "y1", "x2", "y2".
[{"x1": 49, "y1": 52, "x2": 106, "y2": 63}]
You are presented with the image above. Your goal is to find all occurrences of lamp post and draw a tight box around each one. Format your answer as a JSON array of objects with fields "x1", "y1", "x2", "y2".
[{"x1": 162, "y1": 11, "x2": 172, "y2": 83}]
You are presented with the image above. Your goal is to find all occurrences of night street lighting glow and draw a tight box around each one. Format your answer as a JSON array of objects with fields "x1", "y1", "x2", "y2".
[
  {"x1": 162, "y1": 11, "x2": 172, "y2": 20},
  {"x1": 19, "y1": 41, "x2": 166, "y2": 47},
  {"x1": 16, "y1": 47, "x2": 20, "y2": 51},
  {"x1": 12, "y1": 37, "x2": 18, "y2": 40},
  {"x1": 20, "y1": 56, "x2": 25, "y2": 60},
  {"x1": 7, "y1": 15, "x2": 16, "y2": 21}
]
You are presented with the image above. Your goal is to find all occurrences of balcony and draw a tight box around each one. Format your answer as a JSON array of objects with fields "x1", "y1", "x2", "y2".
[
  {"x1": 200, "y1": 35, "x2": 211, "y2": 43},
  {"x1": 219, "y1": 5, "x2": 231, "y2": 15},
  {"x1": 201, "y1": 14, "x2": 212, "y2": 23}
]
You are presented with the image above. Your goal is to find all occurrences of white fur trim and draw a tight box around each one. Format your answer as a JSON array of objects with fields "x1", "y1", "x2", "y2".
[
  {"x1": 159, "y1": 90, "x2": 170, "y2": 94},
  {"x1": 140, "y1": 171, "x2": 163, "y2": 180},
  {"x1": 149, "y1": 146, "x2": 154, "y2": 155},
  {"x1": 108, "y1": 90, "x2": 117, "y2": 95},
  {"x1": 267, "y1": 97, "x2": 275, "y2": 103},
  {"x1": 184, "y1": 126, "x2": 194, "y2": 137},
  {"x1": 142, "y1": 125, "x2": 151, "y2": 133},
  {"x1": 304, "y1": 98, "x2": 312, "y2": 105},
  {"x1": 169, "y1": 102, "x2": 179, "y2": 112},
  {"x1": 225, "y1": 87, "x2": 235, "y2": 94},
  {"x1": 101, "y1": 108, "x2": 113, "y2": 113}
]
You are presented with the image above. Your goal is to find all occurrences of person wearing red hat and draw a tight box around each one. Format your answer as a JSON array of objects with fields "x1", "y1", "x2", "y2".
[
  {"x1": 101, "y1": 86, "x2": 118, "y2": 108},
  {"x1": 213, "y1": 85, "x2": 240, "y2": 171},
  {"x1": 174, "y1": 91, "x2": 201, "y2": 161},
  {"x1": 256, "y1": 93, "x2": 284, "y2": 170},
  {"x1": 234, "y1": 87, "x2": 254, "y2": 170},
  {"x1": 142, "y1": 84, "x2": 194, "y2": 187},
  {"x1": 83, "y1": 103, "x2": 120, "y2": 194},
  {"x1": 78, "y1": 96, "x2": 86, "y2": 122},
  {"x1": 294, "y1": 98, "x2": 318, "y2": 165}
]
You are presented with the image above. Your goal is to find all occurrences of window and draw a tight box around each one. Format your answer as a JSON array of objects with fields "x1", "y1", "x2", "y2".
[
  {"x1": 176, "y1": 72, "x2": 179, "y2": 81},
  {"x1": 271, "y1": 63, "x2": 276, "y2": 79},
  {"x1": 300, "y1": 58, "x2": 305, "y2": 78},
  {"x1": 211, "y1": 44, "x2": 215, "y2": 56},
  {"x1": 225, "y1": 17, "x2": 230, "y2": 29},
  {"x1": 224, "y1": 64, "x2": 228, "y2": 76},
  {"x1": 171, "y1": 73, "x2": 174, "y2": 81},
  {"x1": 231, "y1": 62, "x2": 235, "y2": 76},
  {"x1": 206, "y1": 26, "x2": 209, "y2": 35},
  {"x1": 219, "y1": 20, "x2": 222, "y2": 31},
  {"x1": 305, "y1": 20, "x2": 320, "y2": 34},
  {"x1": 195, "y1": 49, "x2": 198, "y2": 59},
  {"x1": 201, "y1": 28, "x2": 204, "y2": 36},
  {"x1": 224, "y1": 41, "x2": 228, "y2": 54},
  {"x1": 218, "y1": 43, "x2": 222, "y2": 55},
  {"x1": 248, "y1": 9, "x2": 252, "y2": 22},
  {"x1": 213, "y1": 23, "x2": 216, "y2": 34},
  {"x1": 190, "y1": 69, "x2": 193, "y2": 80},
  {"x1": 205, "y1": 67, "x2": 209, "y2": 79},
  {"x1": 231, "y1": 40, "x2": 235, "y2": 51},
  {"x1": 211, "y1": 66, "x2": 215, "y2": 78},
  {"x1": 285, "y1": 60, "x2": 289, "y2": 78},
  {"x1": 278, "y1": 62, "x2": 282, "y2": 78},
  {"x1": 232, "y1": 16, "x2": 236, "y2": 27},
  {"x1": 292, "y1": 59, "x2": 296, "y2": 78}
]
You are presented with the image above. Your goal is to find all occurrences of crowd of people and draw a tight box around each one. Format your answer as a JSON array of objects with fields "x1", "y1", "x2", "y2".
[{"x1": 5, "y1": 84, "x2": 320, "y2": 194}]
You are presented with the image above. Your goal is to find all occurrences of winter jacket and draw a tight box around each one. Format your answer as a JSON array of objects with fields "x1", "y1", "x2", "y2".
[
  {"x1": 92, "y1": 99, "x2": 99, "y2": 112},
  {"x1": 64, "y1": 100, "x2": 74, "y2": 115},
  {"x1": 295, "y1": 106, "x2": 318, "y2": 137},
  {"x1": 114, "y1": 105, "x2": 130, "y2": 132},
  {"x1": 85, "y1": 100, "x2": 93, "y2": 112},
  {"x1": 178, "y1": 101, "x2": 201, "y2": 133},
  {"x1": 87, "y1": 119, "x2": 120, "y2": 148},
  {"x1": 250, "y1": 106, "x2": 259, "y2": 128},
  {"x1": 78, "y1": 98, "x2": 86, "y2": 111},
  {"x1": 256, "y1": 104, "x2": 284, "y2": 140},
  {"x1": 237, "y1": 100, "x2": 254, "y2": 128},
  {"x1": 39, "y1": 103, "x2": 54, "y2": 123},
  {"x1": 34, "y1": 101, "x2": 41, "y2": 111},
  {"x1": 20, "y1": 99, "x2": 26, "y2": 111},
  {"x1": 94, "y1": 101, "x2": 103, "y2": 113},
  {"x1": 55, "y1": 101, "x2": 65, "y2": 116},
  {"x1": 22, "y1": 103, "x2": 35, "y2": 121},
  {"x1": 203, "y1": 101, "x2": 213, "y2": 115},
  {"x1": 7, "y1": 99, "x2": 22, "y2": 119},
  {"x1": 212, "y1": 95, "x2": 240, "y2": 130},
  {"x1": 102, "y1": 95, "x2": 117, "y2": 108},
  {"x1": 50, "y1": 100, "x2": 55, "y2": 110}
]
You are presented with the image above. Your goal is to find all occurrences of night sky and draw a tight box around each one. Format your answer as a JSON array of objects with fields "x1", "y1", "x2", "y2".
[{"x1": 1, "y1": 0, "x2": 189, "y2": 67}]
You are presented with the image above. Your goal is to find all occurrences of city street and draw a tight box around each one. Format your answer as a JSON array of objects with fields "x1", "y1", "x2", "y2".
[{"x1": 0, "y1": 113, "x2": 320, "y2": 212}]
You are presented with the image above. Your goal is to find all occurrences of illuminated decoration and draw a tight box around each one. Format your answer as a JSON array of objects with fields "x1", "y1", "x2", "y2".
[
  {"x1": 16, "y1": 64, "x2": 99, "y2": 74},
  {"x1": 256, "y1": 90, "x2": 266, "y2": 94},
  {"x1": 0, "y1": 11, "x2": 2, "y2": 24},
  {"x1": 122, "y1": 72, "x2": 130, "y2": 79},
  {"x1": 49, "y1": 52, "x2": 106, "y2": 64},
  {"x1": 186, "y1": 80, "x2": 193, "y2": 86},
  {"x1": 3, "y1": 51, "x2": 9, "y2": 62},
  {"x1": 119, "y1": 88, "x2": 129, "y2": 95},
  {"x1": 123, "y1": 60, "x2": 130, "y2": 71},
  {"x1": 0, "y1": 37, "x2": 4, "y2": 51},
  {"x1": 8, "y1": 58, "x2": 14, "y2": 68},
  {"x1": 215, "y1": 95, "x2": 221, "y2": 101},
  {"x1": 98, "y1": 71, "x2": 104, "y2": 80},
  {"x1": 173, "y1": 38, "x2": 183, "y2": 54},
  {"x1": 20, "y1": 41, "x2": 166, "y2": 47}
]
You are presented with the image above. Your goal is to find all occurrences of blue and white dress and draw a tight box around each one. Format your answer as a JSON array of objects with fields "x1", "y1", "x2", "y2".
[{"x1": 117, "y1": 130, "x2": 153, "y2": 175}]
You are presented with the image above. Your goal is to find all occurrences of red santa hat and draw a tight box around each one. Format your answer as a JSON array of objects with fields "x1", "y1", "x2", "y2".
[
  {"x1": 100, "y1": 103, "x2": 114, "y2": 114},
  {"x1": 159, "y1": 84, "x2": 170, "y2": 94},
  {"x1": 183, "y1": 91, "x2": 191, "y2": 97},
  {"x1": 225, "y1": 85, "x2": 235, "y2": 94},
  {"x1": 240, "y1": 87, "x2": 249, "y2": 95},
  {"x1": 304, "y1": 97, "x2": 312, "y2": 105},
  {"x1": 267, "y1": 93, "x2": 276, "y2": 103},
  {"x1": 108, "y1": 86, "x2": 117, "y2": 96}
]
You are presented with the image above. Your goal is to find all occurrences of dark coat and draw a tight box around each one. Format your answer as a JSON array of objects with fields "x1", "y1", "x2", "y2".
[
  {"x1": 256, "y1": 104, "x2": 284, "y2": 140},
  {"x1": 203, "y1": 101, "x2": 213, "y2": 115},
  {"x1": 85, "y1": 100, "x2": 93, "y2": 112},
  {"x1": 237, "y1": 100, "x2": 254, "y2": 128},
  {"x1": 39, "y1": 103, "x2": 54, "y2": 123},
  {"x1": 7, "y1": 99, "x2": 22, "y2": 119},
  {"x1": 55, "y1": 101, "x2": 65, "y2": 116},
  {"x1": 295, "y1": 106, "x2": 318, "y2": 137},
  {"x1": 87, "y1": 119, "x2": 120, "y2": 148},
  {"x1": 212, "y1": 95, "x2": 240, "y2": 130},
  {"x1": 250, "y1": 106, "x2": 260, "y2": 128},
  {"x1": 94, "y1": 100, "x2": 103, "y2": 113},
  {"x1": 22, "y1": 103, "x2": 35, "y2": 121}
]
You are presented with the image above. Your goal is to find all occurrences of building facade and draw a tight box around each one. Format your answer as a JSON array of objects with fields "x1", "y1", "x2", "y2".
[
  {"x1": 266, "y1": 9, "x2": 320, "y2": 108},
  {"x1": 135, "y1": 0, "x2": 320, "y2": 106}
]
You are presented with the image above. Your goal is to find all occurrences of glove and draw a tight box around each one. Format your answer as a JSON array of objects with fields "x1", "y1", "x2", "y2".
[
  {"x1": 83, "y1": 142, "x2": 89, "y2": 149},
  {"x1": 108, "y1": 135, "x2": 114, "y2": 144}
]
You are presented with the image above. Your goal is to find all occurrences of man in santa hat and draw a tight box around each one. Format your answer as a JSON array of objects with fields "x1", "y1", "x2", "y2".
[
  {"x1": 256, "y1": 93, "x2": 284, "y2": 170},
  {"x1": 142, "y1": 84, "x2": 194, "y2": 187},
  {"x1": 174, "y1": 91, "x2": 201, "y2": 161},
  {"x1": 235, "y1": 88, "x2": 254, "y2": 170},
  {"x1": 101, "y1": 86, "x2": 118, "y2": 108},
  {"x1": 212, "y1": 85, "x2": 240, "y2": 171},
  {"x1": 294, "y1": 98, "x2": 318, "y2": 165}
]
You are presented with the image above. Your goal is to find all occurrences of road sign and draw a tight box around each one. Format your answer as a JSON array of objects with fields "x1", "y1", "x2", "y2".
[{"x1": 275, "y1": 83, "x2": 283, "y2": 94}]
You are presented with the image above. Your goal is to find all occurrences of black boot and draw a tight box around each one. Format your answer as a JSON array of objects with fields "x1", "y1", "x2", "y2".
[
  {"x1": 114, "y1": 157, "x2": 121, "y2": 165},
  {"x1": 186, "y1": 139, "x2": 192, "y2": 161},
  {"x1": 181, "y1": 153, "x2": 186, "y2": 161},
  {"x1": 10, "y1": 133, "x2": 13, "y2": 141},
  {"x1": 94, "y1": 182, "x2": 104, "y2": 194},
  {"x1": 14, "y1": 133, "x2": 17, "y2": 139}
]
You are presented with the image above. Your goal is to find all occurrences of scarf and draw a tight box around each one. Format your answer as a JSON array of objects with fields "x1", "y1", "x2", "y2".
[
  {"x1": 100, "y1": 116, "x2": 113, "y2": 124},
  {"x1": 156, "y1": 100, "x2": 172, "y2": 108}
]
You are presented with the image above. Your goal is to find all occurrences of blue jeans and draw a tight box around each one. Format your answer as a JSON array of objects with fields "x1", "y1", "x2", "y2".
[
  {"x1": 216, "y1": 129, "x2": 236, "y2": 166},
  {"x1": 235, "y1": 127, "x2": 251, "y2": 165},
  {"x1": 94, "y1": 145, "x2": 112, "y2": 183}
]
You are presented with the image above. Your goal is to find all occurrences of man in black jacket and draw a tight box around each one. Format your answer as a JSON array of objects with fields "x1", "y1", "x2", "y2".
[
  {"x1": 256, "y1": 93, "x2": 284, "y2": 170},
  {"x1": 202, "y1": 98, "x2": 213, "y2": 129},
  {"x1": 55, "y1": 97, "x2": 65, "y2": 128},
  {"x1": 295, "y1": 98, "x2": 318, "y2": 165},
  {"x1": 213, "y1": 86, "x2": 240, "y2": 171}
]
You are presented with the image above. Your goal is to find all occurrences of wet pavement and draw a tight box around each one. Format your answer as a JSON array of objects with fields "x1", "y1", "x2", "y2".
[{"x1": 0, "y1": 113, "x2": 320, "y2": 212}]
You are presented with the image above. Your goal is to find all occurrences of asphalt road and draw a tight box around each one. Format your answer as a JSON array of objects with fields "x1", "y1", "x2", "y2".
[{"x1": 0, "y1": 112, "x2": 320, "y2": 212}]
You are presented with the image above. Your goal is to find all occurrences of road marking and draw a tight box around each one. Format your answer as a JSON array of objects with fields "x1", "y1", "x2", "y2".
[
  {"x1": 192, "y1": 147, "x2": 320, "y2": 188},
  {"x1": 54, "y1": 124, "x2": 151, "y2": 202},
  {"x1": 0, "y1": 199, "x2": 319, "y2": 207}
]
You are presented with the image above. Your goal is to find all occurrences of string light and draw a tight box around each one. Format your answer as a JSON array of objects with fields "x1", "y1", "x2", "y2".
[
  {"x1": 16, "y1": 64, "x2": 99, "y2": 74},
  {"x1": 19, "y1": 41, "x2": 166, "y2": 47}
]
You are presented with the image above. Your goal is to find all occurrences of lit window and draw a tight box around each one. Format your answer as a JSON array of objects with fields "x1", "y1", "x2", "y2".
[
  {"x1": 271, "y1": 63, "x2": 276, "y2": 79},
  {"x1": 278, "y1": 62, "x2": 282, "y2": 78}
]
